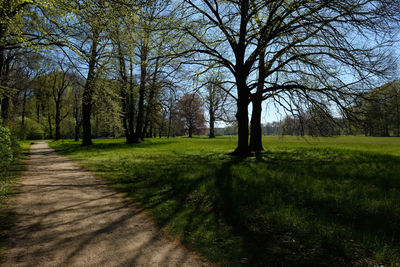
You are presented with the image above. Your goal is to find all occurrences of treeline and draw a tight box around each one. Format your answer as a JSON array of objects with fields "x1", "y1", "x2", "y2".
[
  {"x1": 260, "y1": 81, "x2": 400, "y2": 137},
  {"x1": 1, "y1": 1, "x2": 400, "y2": 156},
  {"x1": 4, "y1": 59, "x2": 211, "y2": 140}
]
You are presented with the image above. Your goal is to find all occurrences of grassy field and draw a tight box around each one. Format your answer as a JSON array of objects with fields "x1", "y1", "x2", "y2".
[
  {"x1": 50, "y1": 136, "x2": 400, "y2": 266},
  {"x1": 0, "y1": 140, "x2": 30, "y2": 261}
]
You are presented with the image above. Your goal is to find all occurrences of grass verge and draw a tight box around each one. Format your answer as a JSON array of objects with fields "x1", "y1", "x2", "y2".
[
  {"x1": 50, "y1": 136, "x2": 400, "y2": 266},
  {"x1": 0, "y1": 140, "x2": 30, "y2": 261}
]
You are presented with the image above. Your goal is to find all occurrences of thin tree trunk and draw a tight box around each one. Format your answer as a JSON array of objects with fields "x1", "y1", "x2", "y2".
[
  {"x1": 167, "y1": 109, "x2": 172, "y2": 138},
  {"x1": 48, "y1": 112, "x2": 53, "y2": 139},
  {"x1": 21, "y1": 90, "x2": 27, "y2": 127},
  {"x1": 55, "y1": 101, "x2": 61, "y2": 140},
  {"x1": 128, "y1": 56, "x2": 135, "y2": 142}
]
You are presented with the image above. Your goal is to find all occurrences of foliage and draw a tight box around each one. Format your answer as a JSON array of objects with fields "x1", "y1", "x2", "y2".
[
  {"x1": 356, "y1": 81, "x2": 400, "y2": 137},
  {"x1": 51, "y1": 136, "x2": 400, "y2": 266},
  {"x1": 0, "y1": 126, "x2": 12, "y2": 173},
  {"x1": 12, "y1": 117, "x2": 45, "y2": 140}
]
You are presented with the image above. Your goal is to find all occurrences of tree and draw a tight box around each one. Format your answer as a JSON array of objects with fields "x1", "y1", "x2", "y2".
[
  {"x1": 202, "y1": 71, "x2": 233, "y2": 138},
  {"x1": 179, "y1": 0, "x2": 400, "y2": 156},
  {"x1": 52, "y1": 0, "x2": 113, "y2": 145},
  {"x1": 352, "y1": 81, "x2": 400, "y2": 136},
  {"x1": 51, "y1": 64, "x2": 70, "y2": 141},
  {"x1": 0, "y1": 0, "x2": 60, "y2": 124},
  {"x1": 177, "y1": 93, "x2": 206, "y2": 137},
  {"x1": 70, "y1": 77, "x2": 82, "y2": 141}
]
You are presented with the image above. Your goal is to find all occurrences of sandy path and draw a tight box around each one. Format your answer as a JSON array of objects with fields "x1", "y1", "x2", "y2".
[{"x1": 2, "y1": 142, "x2": 207, "y2": 267}]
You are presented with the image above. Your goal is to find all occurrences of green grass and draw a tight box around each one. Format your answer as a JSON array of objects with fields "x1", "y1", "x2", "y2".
[
  {"x1": 50, "y1": 136, "x2": 400, "y2": 266},
  {"x1": 0, "y1": 140, "x2": 30, "y2": 261}
]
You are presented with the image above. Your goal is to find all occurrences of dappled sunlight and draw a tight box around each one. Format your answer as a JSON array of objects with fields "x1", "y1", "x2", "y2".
[{"x1": 3, "y1": 143, "x2": 205, "y2": 266}]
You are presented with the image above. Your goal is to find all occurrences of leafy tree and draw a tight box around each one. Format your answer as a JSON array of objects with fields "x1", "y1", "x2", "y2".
[
  {"x1": 353, "y1": 81, "x2": 400, "y2": 136},
  {"x1": 0, "y1": 0, "x2": 59, "y2": 124},
  {"x1": 51, "y1": 0, "x2": 114, "y2": 145}
]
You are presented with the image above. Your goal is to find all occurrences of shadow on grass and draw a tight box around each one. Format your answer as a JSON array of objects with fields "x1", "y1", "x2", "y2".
[
  {"x1": 0, "y1": 149, "x2": 28, "y2": 263},
  {"x1": 56, "y1": 144, "x2": 400, "y2": 266},
  {"x1": 53, "y1": 139, "x2": 180, "y2": 155}
]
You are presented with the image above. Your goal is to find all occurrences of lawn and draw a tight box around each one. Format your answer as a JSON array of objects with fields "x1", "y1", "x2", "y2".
[{"x1": 50, "y1": 136, "x2": 400, "y2": 266}]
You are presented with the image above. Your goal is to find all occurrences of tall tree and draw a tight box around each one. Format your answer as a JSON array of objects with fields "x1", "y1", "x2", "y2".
[
  {"x1": 202, "y1": 71, "x2": 233, "y2": 138},
  {"x1": 180, "y1": 0, "x2": 400, "y2": 156},
  {"x1": 51, "y1": 63, "x2": 70, "y2": 141},
  {"x1": 53, "y1": 0, "x2": 112, "y2": 145}
]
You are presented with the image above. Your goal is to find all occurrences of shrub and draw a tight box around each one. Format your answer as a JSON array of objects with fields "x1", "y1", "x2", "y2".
[
  {"x1": 0, "y1": 126, "x2": 13, "y2": 173},
  {"x1": 13, "y1": 117, "x2": 45, "y2": 140}
]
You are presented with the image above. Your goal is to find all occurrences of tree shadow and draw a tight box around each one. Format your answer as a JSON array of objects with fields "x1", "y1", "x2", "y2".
[
  {"x1": 18, "y1": 142, "x2": 400, "y2": 266},
  {"x1": 100, "y1": 148, "x2": 400, "y2": 266}
]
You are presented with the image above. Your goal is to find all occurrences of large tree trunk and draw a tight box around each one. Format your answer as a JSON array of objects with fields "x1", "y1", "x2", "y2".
[
  {"x1": 250, "y1": 48, "x2": 266, "y2": 152},
  {"x1": 116, "y1": 38, "x2": 134, "y2": 144},
  {"x1": 133, "y1": 42, "x2": 148, "y2": 142},
  {"x1": 0, "y1": 49, "x2": 14, "y2": 125},
  {"x1": 209, "y1": 110, "x2": 215, "y2": 138},
  {"x1": 143, "y1": 57, "x2": 159, "y2": 139},
  {"x1": 249, "y1": 94, "x2": 263, "y2": 152},
  {"x1": 1, "y1": 96, "x2": 9, "y2": 124},
  {"x1": 82, "y1": 83, "x2": 94, "y2": 145},
  {"x1": 74, "y1": 123, "x2": 80, "y2": 142},
  {"x1": 73, "y1": 94, "x2": 80, "y2": 141},
  {"x1": 231, "y1": 78, "x2": 251, "y2": 157},
  {"x1": 81, "y1": 30, "x2": 99, "y2": 146},
  {"x1": 0, "y1": 49, "x2": 9, "y2": 124},
  {"x1": 188, "y1": 122, "x2": 193, "y2": 138},
  {"x1": 396, "y1": 94, "x2": 400, "y2": 137}
]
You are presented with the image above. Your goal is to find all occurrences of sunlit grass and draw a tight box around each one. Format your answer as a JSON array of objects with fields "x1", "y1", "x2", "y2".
[{"x1": 50, "y1": 136, "x2": 400, "y2": 266}]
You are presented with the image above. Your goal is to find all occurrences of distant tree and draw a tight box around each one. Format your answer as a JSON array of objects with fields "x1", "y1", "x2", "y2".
[
  {"x1": 202, "y1": 71, "x2": 233, "y2": 138},
  {"x1": 353, "y1": 81, "x2": 400, "y2": 136},
  {"x1": 177, "y1": 93, "x2": 206, "y2": 137},
  {"x1": 50, "y1": 61, "x2": 71, "y2": 141}
]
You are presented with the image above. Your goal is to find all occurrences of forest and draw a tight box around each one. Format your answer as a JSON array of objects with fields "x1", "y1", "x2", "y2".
[{"x1": 2, "y1": 0, "x2": 400, "y2": 266}]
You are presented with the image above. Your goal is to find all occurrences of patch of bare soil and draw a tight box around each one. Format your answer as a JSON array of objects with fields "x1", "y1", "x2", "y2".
[{"x1": 1, "y1": 142, "x2": 207, "y2": 267}]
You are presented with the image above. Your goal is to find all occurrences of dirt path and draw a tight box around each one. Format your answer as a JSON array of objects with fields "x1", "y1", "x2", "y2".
[{"x1": 2, "y1": 142, "x2": 207, "y2": 267}]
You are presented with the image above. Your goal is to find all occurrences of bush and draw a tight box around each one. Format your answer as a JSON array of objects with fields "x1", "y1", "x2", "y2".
[
  {"x1": 13, "y1": 117, "x2": 45, "y2": 140},
  {"x1": 0, "y1": 126, "x2": 13, "y2": 173}
]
